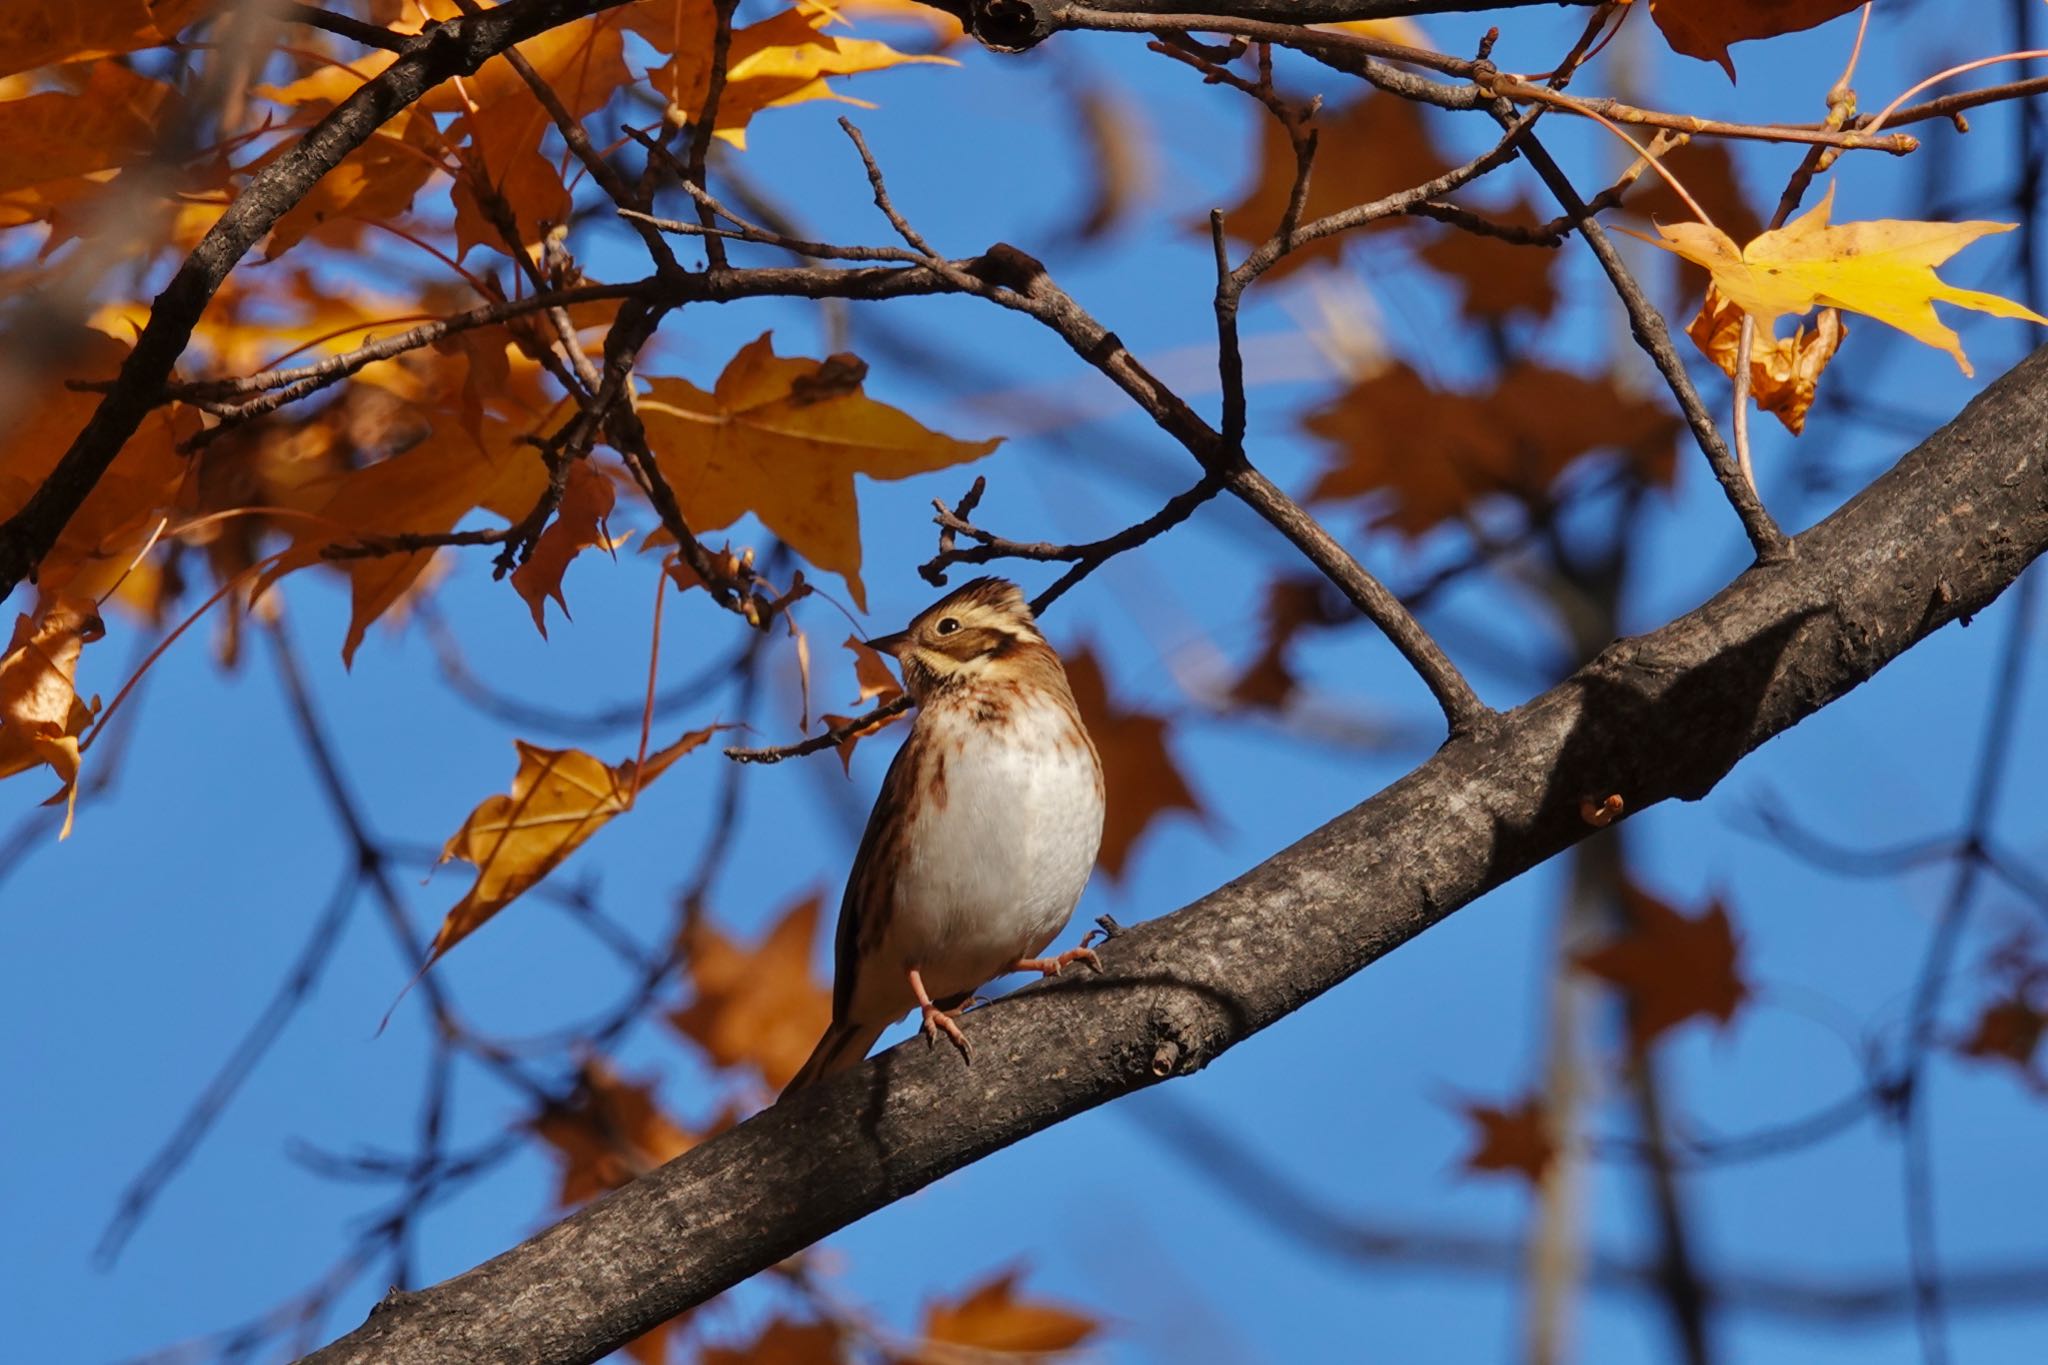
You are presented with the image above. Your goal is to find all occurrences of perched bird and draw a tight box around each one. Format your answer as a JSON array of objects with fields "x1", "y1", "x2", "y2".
[{"x1": 781, "y1": 577, "x2": 1105, "y2": 1096}]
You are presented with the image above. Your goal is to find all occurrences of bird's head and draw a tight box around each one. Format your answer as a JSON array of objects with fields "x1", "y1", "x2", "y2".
[{"x1": 865, "y1": 577, "x2": 1048, "y2": 700}]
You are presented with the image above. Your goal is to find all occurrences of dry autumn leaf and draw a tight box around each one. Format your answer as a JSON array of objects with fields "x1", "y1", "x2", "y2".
[
  {"x1": 668, "y1": 892, "x2": 834, "y2": 1090},
  {"x1": 1623, "y1": 183, "x2": 2048, "y2": 376},
  {"x1": 255, "y1": 423, "x2": 549, "y2": 666},
  {"x1": 628, "y1": 0, "x2": 951, "y2": 148},
  {"x1": 1304, "y1": 361, "x2": 1678, "y2": 536},
  {"x1": 511, "y1": 461, "x2": 619, "y2": 636},
  {"x1": 909, "y1": 1268, "x2": 1100, "y2": 1361},
  {"x1": 1454, "y1": 1093, "x2": 1557, "y2": 1185},
  {"x1": 638, "y1": 333, "x2": 999, "y2": 610},
  {"x1": 817, "y1": 707, "x2": 907, "y2": 775},
  {"x1": 430, "y1": 728, "x2": 717, "y2": 967},
  {"x1": 0, "y1": 596, "x2": 105, "y2": 838},
  {"x1": 1647, "y1": 0, "x2": 1866, "y2": 79},
  {"x1": 1212, "y1": 91, "x2": 1450, "y2": 278},
  {"x1": 0, "y1": 61, "x2": 172, "y2": 228},
  {"x1": 530, "y1": 1058, "x2": 700, "y2": 1205},
  {"x1": 843, "y1": 632, "x2": 904, "y2": 706},
  {"x1": 1576, "y1": 884, "x2": 1750, "y2": 1049},
  {"x1": 1417, "y1": 197, "x2": 1561, "y2": 321},
  {"x1": 0, "y1": 0, "x2": 208, "y2": 80},
  {"x1": 1064, "y1": 646, "x2": 1201, "y2": 881},
  {"x1": 1688, "y1": 285, "x2": 1846, "y2": 434},
  {"x1": 699, "y1": 1319, "x2": 843, "y2": 1365},
  {"x1": 1956, "y1": 996, "x2": 2047, "y2": 1091},
  {"x1": 1228, "y1": 576, "x2": 1348, "y2": 710}
]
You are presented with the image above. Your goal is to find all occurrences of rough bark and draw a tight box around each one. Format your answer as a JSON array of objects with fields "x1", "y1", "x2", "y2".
[{"x1": 299, "y1": 349, "x2": 2048, "y2": 1365}]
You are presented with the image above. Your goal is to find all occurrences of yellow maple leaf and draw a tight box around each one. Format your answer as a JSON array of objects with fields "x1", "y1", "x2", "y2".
[
  {"x1": 1623, "y1": 184, "x2": 2047, "y2": 376},
  {"x1": 630, "y1": 0, "x2": 952, "y2": 148},
  {"x1": 0, "y1": 597, "x2": 105, "y2": 838},
  {"x1": 637, "y1": 333, "x2": 998, "y2": 610},
  {"x1": 431, "y1": 729, "x2": 717, "y2": 966}
]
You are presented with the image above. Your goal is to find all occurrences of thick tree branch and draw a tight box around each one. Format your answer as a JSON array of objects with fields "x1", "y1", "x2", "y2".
[{"x1": 300, "y1": 348, "x2": 2048, "y2": 1365}]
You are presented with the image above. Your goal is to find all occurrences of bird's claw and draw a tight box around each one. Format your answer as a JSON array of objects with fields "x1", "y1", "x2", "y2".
[{"x1": 920, "y1": 1002, "x2": 973, "y2": 1064}]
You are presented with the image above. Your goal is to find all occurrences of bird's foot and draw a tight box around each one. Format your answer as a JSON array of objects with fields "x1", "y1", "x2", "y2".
[
  {"x1": 919, "y1": 1001, "x2": 973, "y2": 1063},
  {"x1": 907, "y1": 966, "x2": 973, "y2": 1065},
  {"x1": 1009, "y1": 946, "x2": 1102, "y2": 978}
]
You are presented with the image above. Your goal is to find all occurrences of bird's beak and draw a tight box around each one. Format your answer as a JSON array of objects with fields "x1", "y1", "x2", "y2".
[{"x1": 863, "y1": 629, "x2": 909, "y2": 657}]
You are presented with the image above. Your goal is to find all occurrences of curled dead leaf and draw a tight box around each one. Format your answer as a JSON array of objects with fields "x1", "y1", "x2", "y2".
[{"x1": 1688, "y1": 286, "x2": 1845, "y2": 435}]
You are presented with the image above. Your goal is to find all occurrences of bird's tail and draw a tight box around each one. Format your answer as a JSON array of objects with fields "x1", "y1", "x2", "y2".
[{"x1": 780, "y1": 1018, "x2": 888, "y2": 1100}]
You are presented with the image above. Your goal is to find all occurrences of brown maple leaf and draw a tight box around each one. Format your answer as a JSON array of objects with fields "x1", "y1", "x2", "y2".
[
  {"x1": 1455, "y1": 1093, "x2": 1557, "y2": 1186},
  {"x1": 1304, "y1": 361, "x2": 1677, "y2": 537},
  {"x1": 668, "y1": 893, "x2": 834, "y2": 1090},
  {"x1": 1576, "y1": 884, "x2": 1750, "y2": 1049},
  {"x1": 1211, "y1": 91, "x2": 1450, "y2": 279},
  {"x1": 1064, "y1": 646, "x2": 1203, "y2": 881},
  {"x1": 529, "y1": 1058, "x2": 700, "y2": 1206}
]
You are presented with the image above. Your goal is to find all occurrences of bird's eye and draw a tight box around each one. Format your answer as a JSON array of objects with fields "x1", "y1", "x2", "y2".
[{"x1": 935, "y1": 617, "x2": 960, "y2": 635}]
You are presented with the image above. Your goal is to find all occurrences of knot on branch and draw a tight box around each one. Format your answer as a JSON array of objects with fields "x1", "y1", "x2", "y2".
[{"x1": 970, "y1": 0, "x2": 1055, "y2": 53}]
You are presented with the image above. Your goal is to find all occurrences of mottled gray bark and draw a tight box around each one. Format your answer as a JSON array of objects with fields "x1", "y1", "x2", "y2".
[{"x1": 299, "y1": 351, "x2": 2048, "y2": 1365}]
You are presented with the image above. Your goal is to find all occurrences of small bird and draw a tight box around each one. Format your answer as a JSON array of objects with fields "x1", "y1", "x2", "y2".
[{"x1": 781, "y1": 577, "x2": 1105, "y2": 1096}]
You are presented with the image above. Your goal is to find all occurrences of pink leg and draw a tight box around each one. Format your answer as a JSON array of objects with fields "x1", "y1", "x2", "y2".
[
  {"x1": 908, "y1": 967, "x2": 973, "y2": 1064},
  {"x1": 1007, "y1": 945, "x2": 1102, "y2": 978}
]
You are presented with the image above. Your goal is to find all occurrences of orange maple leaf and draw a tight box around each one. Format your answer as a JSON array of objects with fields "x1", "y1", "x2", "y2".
[
  {"x1": 816, "y1": 707, "x2": 907, "y2": 775},
  {"x1": 913, "y1": 1267, "x2": 1100, "y2": 1359},
  {"x1": 1227, "y1": 576, "x2": 1347, "y2": 711},
  {"x1": 668, "y1": 893, "x2": 834, "y2": 1090},
  {"x1": 430, "y1": 729, "x2": 716, "y2": 966},
  {"x1": 1064, "y1": 646, "x2": 1202, "y2": 881},
  {"x1": 1687, "y1": 286, "x2": 1846, "y2": 435},
  {"x1": 1647, "y1": 0, "x2": 1866, "y2": 80},
  {"x1": 511, "y1": 461, "x2": 620, "y2": 636},
  {"x1": 255, "y1": 423, "x2": 549, "y2": 666},
  {"x1": 699, "y1": 1319, "x2": 842, "y2": 1365},
  {"x1": 843, "y1": 632, "x2": 904, "y2": 706},
  {"x1": 0, "y1": 61, "x2": 172, "y2": 229},
  {"x1": 638, "y1": 334, "x2": 998, "y2": 610},
  {"x1": 1417, "y1": 195, "x2": 1561, "y2": 322},
  {"x1": 530, "y1": 1058, "x2": 701, "y2": 1206},
  {"x1": 0, "y1": 1, "x2": 207, "y2": 80},
  {"x1": 1575, "y1": 884, "x2": 1750, "y2": 1049}
]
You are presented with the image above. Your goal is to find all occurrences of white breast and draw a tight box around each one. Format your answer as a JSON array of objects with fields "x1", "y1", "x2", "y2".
[{"x1": 883, "y1": 695, "x2": 1104, "y2": 1003}]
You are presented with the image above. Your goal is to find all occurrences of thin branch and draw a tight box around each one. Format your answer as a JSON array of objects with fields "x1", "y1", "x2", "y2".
[{"x1": 1507, "y1": 124, "x2": 1790, "y2": 561}]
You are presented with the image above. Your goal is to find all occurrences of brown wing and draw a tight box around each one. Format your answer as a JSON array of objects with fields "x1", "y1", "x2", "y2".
[{"x1": 828, "y1": 725, "x2": 923, "y2": 1023}]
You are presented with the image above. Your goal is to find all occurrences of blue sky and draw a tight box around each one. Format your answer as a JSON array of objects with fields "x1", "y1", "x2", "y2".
[{"x1": 3, "y1": 3, "x2": 2046, "y2": 1362}]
